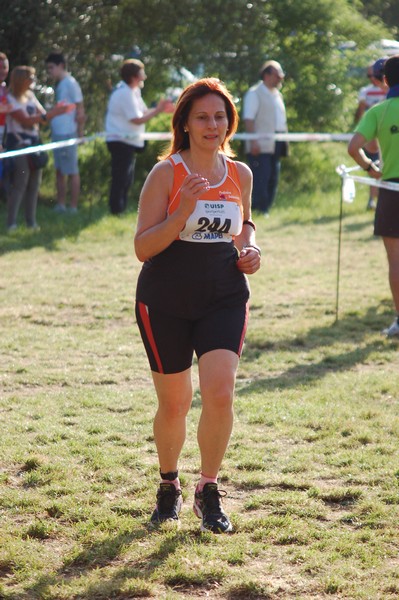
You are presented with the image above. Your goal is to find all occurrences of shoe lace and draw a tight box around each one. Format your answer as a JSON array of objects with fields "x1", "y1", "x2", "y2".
[{"x1": 202, "y1": 485, "x2": 227, "y2": 515}]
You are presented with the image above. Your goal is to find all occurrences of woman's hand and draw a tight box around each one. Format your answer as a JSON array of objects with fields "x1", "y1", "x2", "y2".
[
  {"x1": 175, "y1": 173, "x2": 210, "y2": 220},
  {"x1": 157, "y1": 98, "x2": 175, "y2": 114},
  {"x1": 249, "y1": 139, "x2": 261, "y2": 156},
  {"x1": 236, "y1": 246, "x2": 261, "y2": 274},
  {"x1": 368, "y1": 163, "x2": 382, "y2": 180}
]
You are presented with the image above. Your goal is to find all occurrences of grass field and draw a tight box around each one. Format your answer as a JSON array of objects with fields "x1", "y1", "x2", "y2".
[{"x1": 1, "y1": 178, "x2": 399, "y2": 599}]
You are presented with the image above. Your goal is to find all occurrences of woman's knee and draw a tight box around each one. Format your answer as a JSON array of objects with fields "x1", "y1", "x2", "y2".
[
  {"x1": 153, "y1": 369, "x2": 193, "y2": 419},
  {"x1": 157, "y1": 395, "x2": 192, "y2": 419},
  {"x1": 202, "y1": 382, "x2": 234, "y2": 414}
]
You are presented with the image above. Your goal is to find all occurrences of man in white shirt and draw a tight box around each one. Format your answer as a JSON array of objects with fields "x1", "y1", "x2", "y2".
[
  {"x1": 243, "y1": 60, "x2": 288, "y2": 214},
  {"x1": 45, "y1": 52, "x2": 85, "y2": 214},
  {"x1": 105, "y1": 59, "x2": 173, "y2": 215}
]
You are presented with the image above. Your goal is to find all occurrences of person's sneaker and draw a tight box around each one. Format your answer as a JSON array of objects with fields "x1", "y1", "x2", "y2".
[
  {"x1": 367, "y1": 198, "x2": 377, "y2": 210},
  {"x1": 54, "y1": 203, "x2": 67, "y2": 214},
  {"x1": 27, "y1": 223, "x2": 40, "y2": 232},
  {"x1": 193, "y1": 482, "x2": 233, "y2": 533},
  {"x1": 7, "y1": 224, "x2": 18, "y2": 234},
  {"x1": 150, "y1": 483, "x2": 182, "y2": 526},
  {"x1": 68, "y1": 207, "x2": 78, "y2": 215},
  {"x1": 382, "y1": 318, "x2": 399, "y2": 338}
]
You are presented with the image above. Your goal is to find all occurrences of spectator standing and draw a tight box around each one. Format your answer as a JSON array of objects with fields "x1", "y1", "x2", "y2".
[
  {"x1": 105, "y1": 59, "x2": 174, "y2": 215},
  {"x1": 0, "y1": 52, "x2": 11, "y2": 146},
  {"x1": 5, "y1": 66, "x2": 72, "y2": 231},
  {"x1": 0, "y1": 52, "x2": 12, "y2": 194},
  {"x1": 243, "y1": 60, "x2": 288, "y2": 215},
  {"x1": 134, "y1": 78, "x2": 261, "y2": 532},
  {"x1": 45, "y1": 52, "x2": 85, "y2": 214},
  {"x1": 354, "y1": 59, "x2": 388, "y2": 210},
  {"x1": 355, "y1": 60, "x2": 387, "y2": 122},
  {"x1": 348, "y1": 54, "x2": 399, "y2": 338}
]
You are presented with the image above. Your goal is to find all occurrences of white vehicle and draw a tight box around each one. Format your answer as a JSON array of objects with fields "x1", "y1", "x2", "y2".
[{"x1": 367, "y1": 39, "x2": 399, "y2": 56}]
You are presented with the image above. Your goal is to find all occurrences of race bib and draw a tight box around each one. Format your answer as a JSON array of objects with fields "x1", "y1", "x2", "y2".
[{"x1": 179, "y1": 200, "x2": 242, "y2": 243}]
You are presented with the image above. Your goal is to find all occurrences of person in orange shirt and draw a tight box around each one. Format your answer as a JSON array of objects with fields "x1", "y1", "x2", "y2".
[{"x1": 135, "y1": 78, "x2": 261, "y2": 533}]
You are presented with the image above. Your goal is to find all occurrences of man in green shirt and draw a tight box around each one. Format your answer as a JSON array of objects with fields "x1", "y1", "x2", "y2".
[{"x1": 348, "y1": 54, "x2": 399, "y2": 338}]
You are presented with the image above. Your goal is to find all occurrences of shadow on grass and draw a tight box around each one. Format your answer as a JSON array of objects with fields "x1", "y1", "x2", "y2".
[
  {"x1": 0, "y1": 198, "x2": 136, "y2": 256},
  {"x1": 0, "y1": 191, "x2": 371, "y2": 256},
  {"x1": 343, "y1": 219, "x2": 376, "y2": 236},
  {"x1": 240, "y1": 302, "x2": 397, "y2": 393},
  {"x1": 21, "y1": 526, "x2": 211, "y2": 600}
]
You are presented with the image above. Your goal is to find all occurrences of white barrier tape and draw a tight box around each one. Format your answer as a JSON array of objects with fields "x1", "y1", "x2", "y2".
[
  {"x1": 0, "y1": 133, "x2": 104, "y2": 159},
  {"x1": 346, "y1": 174, "x2": 399, "y2": 191},
  {"x1": 234, "y1": 132, "x2": 352, "y2": 142},
  {"x1": 336, "y1": 164, "x2": 399, "y2": 192},
  {"x1": 0, "y1": 130, "x2": 353, "y2": 160}
]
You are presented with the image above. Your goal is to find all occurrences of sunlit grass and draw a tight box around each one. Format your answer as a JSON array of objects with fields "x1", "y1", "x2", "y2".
[{"x1": 1, "y1": 183, "x2": 399, "y2": 599}]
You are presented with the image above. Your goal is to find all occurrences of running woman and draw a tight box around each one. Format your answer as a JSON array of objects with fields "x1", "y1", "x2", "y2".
[{"x1": 135, "y1": 78, "x2": 261, "y2": 533}]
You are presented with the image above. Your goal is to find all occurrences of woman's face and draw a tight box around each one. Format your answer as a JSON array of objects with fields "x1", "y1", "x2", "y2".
[
  {"x1": 185, "y1": 93, "x2": 229, "y2": 151},
  {"x1": 14, "y1": 72, "x2": 35, "y2": 93},
  {"x1": 26, "y1": 73, "x2": 36, "y2": 91}
]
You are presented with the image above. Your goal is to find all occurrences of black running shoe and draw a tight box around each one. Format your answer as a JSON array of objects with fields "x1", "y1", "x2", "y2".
[
  {"x1": 193, "y1": 482, "x2": 233, "y2": 533},
  {"x1": 150, "y1": 483, "x2": 183, "y2": 525}
]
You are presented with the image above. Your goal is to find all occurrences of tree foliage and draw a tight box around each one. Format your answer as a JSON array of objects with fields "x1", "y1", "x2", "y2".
[
  {"x1": 0, "y1": 0, "x2": 394, "y2": 135},
  {"x1": 355, "y1": 0, "x2": 399, "y2": 33}
]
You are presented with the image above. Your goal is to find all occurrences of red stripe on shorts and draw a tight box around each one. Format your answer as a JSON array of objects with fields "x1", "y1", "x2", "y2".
[
  {"x1": 238, "y1": 302, "x2": 249, "y2": 356},
  {"x1": 137, "y1": 302, "x2": 164, "y2": 374}
]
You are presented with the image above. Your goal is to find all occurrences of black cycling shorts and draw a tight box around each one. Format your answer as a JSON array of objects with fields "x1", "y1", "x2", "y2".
[
  {"x1": 374, "y1": 181, "x2": 399, "y2": 238},
  {"x1": 135, "y1": 301, "x2": 249, "y2": 374}
]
